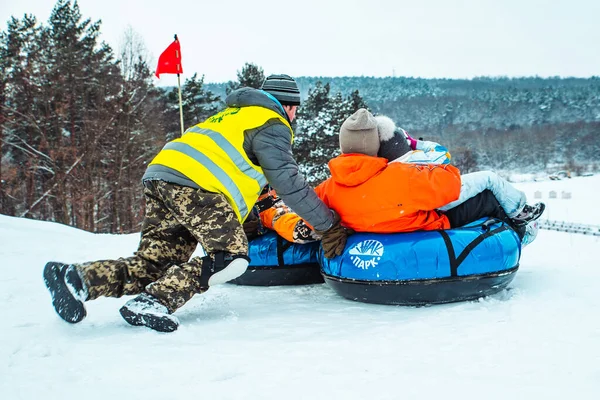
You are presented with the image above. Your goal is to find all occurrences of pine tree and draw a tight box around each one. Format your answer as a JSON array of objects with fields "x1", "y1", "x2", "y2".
[
  {"x1": 181, "y1": 73, "x2": 222, "y2": 125},
  {"x1": 226, "y1": 62, "x2": 265, "y2": 94},
  {"x1": 348, "y1": 89, "x2": 368, "y2": 111},
  {"x1": 35, "y1": 0, "x2": 124, "y2": 227},
  {"x1": 163, "y1": 73, "x2": 222, "y2": 139},
  {"x1": 297, "y1": 81, "x2": 331, "y2": 120},
  {"x1": 295, "y1": 81, "x2": 369, "y2": 184}
]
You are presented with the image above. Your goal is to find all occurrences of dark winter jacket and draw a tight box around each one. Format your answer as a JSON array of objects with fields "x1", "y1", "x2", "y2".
[{"x1": 143, "y1": 88, "x2": 334, "y2": 231}]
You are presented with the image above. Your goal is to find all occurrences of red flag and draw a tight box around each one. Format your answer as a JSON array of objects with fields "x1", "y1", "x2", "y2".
[{"x1": 155, "y1": 37, "x2": 183, "y2": 78}]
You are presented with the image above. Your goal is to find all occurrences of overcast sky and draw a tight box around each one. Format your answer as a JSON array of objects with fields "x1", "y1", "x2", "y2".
[{"x1": 1, "y1": 0, "x2": 599, "y2": 86}]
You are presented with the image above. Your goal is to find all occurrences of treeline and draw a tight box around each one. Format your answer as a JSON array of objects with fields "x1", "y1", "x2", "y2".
[{"x1": 208, "y1": 76, "x2": 600, "y2": 173}]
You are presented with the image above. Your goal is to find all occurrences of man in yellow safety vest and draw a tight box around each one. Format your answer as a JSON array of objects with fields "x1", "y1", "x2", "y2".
[{"x1": 43, "y1": 74, "x2": 352, "y2": 332}]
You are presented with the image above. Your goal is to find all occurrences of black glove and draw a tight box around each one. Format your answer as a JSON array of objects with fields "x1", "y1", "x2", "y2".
[
  {"x1": 316, "y1": 210, "x2": 354, "y2": 259},
  {"x1": 243, "y1": 212, "x2": 261, "y2": 241}
]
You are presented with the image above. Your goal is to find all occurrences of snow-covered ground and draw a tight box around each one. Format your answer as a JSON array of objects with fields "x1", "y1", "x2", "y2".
[{"x1": 1, "y1": 175, "x2": 599, "y2": 400}]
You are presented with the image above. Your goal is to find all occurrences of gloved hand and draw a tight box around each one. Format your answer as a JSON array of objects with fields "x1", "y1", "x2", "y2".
[
  {"x1": 242, "y1": 213, "x2": 261, "y2": 241},
  {"x1": 316, "y1": 210, "x2": 355, "y2": 259},
  {"x1": 405, "y1": 132, "x2": 418, "y2": 150},
  {"x1": 399, "y1": 128, "x2": 418, "y2": 150}
]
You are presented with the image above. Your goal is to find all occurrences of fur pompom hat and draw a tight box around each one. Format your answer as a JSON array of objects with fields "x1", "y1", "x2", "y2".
[
  {"x1": 375, "y1": 115, "x2": 411, "y2": 161},
  {"x1": 339, "y1": 109, "x2": 380, "y2": 156}
]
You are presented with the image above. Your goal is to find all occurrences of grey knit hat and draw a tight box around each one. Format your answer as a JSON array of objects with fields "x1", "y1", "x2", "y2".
[
  {"x1": 375, "y1": 115, "x2": 412, "y2": 161},
  {"x1": 261, "y1": 74, "x2": 301, "y2": 106},
  {"x1": 339, "y1": 109, "x2": 380, "y2": 156}
]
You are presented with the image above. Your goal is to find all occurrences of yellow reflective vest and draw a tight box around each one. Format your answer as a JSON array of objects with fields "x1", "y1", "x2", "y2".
[{"x1": 149, "y1": 106, "x2": 293, "y2": 222}]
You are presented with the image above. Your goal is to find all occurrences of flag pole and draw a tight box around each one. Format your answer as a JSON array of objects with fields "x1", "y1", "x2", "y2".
[
  {"x1": 177, "y1": 73, "x2": 184, "y2": 137},
  {"x1": 175, "y1": 34, "x2": 184, "y2": 137}
]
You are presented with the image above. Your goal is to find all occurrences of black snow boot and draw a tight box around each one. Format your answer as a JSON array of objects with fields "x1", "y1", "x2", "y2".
[
  {"x1": 119, "y1": 293, "x2": 179, "y2": 333},
  {"x1": 43, "y1": 262, "x2": 88, "y2": 323},
  {"x1": 512, "y1": 202, "x2": 546, "y2": 226}
]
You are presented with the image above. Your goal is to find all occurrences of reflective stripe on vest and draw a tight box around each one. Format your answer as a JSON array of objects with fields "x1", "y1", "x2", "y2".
[
  {"x1": 186, "y1": 126, "x2": 267, "y2": 186},
  {"x1": 148, "y1": 106, "x2": 292, "y2": 221}
]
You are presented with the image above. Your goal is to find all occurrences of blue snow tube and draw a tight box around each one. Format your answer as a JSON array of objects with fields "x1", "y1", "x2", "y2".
[
  {"x1": 230, "y1": 231, "x2": 324, "y2": 286},
  {"x1": 319, "y1": 218, "x2": 522, "y2": 305}
]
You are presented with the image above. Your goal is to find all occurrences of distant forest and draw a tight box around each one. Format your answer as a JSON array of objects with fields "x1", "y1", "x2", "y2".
[
  {"x1": 208, "y1": 76, "x2": 600, "y2": 177},
  {"x1": 1, "y1": 0, "x2": 599, "y2": 233}
]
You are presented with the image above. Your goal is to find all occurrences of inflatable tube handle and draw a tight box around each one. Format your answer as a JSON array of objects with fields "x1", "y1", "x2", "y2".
[{"x1": 482, "y1": 218, "x2": 501, "y2": 231}]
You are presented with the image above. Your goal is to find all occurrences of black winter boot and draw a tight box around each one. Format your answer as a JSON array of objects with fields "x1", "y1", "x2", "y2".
[
  {"x1": 119, "y1": 293, "x2": 179, "y2": 333},
  {"x1": 43, "y1": 262, "x2": 88, "y2": 323},
  {"x1": 512, "y1": 202, "x2": 546, "y2": 226},
  {"x1": 202, "y1": 253, "x2": 250, "y2": 287}
]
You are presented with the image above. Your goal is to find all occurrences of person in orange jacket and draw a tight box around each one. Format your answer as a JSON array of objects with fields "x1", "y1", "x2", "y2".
[
  {"x1": 314, "y1": 109, "x2": 461, "y2": 233},
  {"x1": 314, "y1": 109, "x2": 542, "y2": 238}
]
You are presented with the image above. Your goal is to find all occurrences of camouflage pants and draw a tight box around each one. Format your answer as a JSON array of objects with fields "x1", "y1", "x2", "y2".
[{"x1": 76, "y1": 180, "x2": 248, "y2": 313}]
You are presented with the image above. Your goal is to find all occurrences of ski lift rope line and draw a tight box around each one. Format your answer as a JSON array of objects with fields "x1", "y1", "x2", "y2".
[{"x1": 538, "y1": 219, "x2": 600, "y2": 237}]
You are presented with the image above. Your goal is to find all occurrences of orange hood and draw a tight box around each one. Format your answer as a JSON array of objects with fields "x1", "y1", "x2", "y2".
[{"x1": 328, "y1": 154, "x2": 388, "y2": 187}]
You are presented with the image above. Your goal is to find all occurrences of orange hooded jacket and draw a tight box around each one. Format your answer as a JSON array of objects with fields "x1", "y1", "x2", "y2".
[{"x1": 314, "y1": 154, "x2": 462, "y2": 233}]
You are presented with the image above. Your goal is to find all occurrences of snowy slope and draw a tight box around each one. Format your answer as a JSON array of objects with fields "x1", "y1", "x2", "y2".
[{"x1": 1, "y1": 176, "x2": 600, "y2": 400}]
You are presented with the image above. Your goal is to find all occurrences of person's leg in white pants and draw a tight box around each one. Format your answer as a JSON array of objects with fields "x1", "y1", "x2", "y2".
[{"x1": 438, "y1": 171, "x2": 526, "y2": 218}]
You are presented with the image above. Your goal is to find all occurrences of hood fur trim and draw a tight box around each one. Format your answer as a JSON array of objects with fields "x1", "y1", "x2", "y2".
[{"x1": 375, "y1": 115, "x2": 396, "y2": 142}]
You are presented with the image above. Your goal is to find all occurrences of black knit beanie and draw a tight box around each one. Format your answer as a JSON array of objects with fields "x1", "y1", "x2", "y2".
[
  {"x1": 261, "y1": 74, "x2": 301, "y2": 106},
  {"x1": 375, "y1": 115, "x2": 412, "y2": 161}
]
